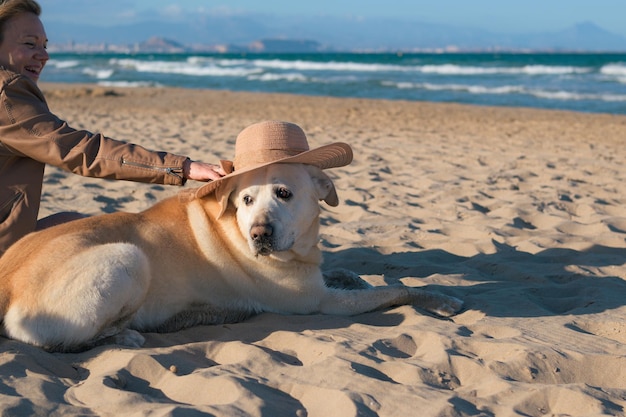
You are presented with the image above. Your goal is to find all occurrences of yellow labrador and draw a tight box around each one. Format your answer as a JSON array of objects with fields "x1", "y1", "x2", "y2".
[{"x1": 0, "y1": 122, "x2": 462, "y2": 352}]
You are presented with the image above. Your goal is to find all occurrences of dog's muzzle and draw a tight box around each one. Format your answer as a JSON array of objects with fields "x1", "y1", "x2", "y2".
[{"x1": 250, "y1": 223, "x2": 274, "y2": 256}]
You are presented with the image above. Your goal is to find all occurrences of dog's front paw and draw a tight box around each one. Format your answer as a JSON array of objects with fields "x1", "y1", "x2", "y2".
[
  {"x1": 430, "y1": 295, "x2": 463, "y2": 317},
  {"x1": 323, "y1": 268, "x2": 372, "y2": 290},
  {"x1": 113, "y1": 329, "x2": 145, "y2": 348}
]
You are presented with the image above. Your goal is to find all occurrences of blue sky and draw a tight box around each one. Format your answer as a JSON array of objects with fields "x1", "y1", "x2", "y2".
[{"x1": 42, "y1": 0, "x2": 626, "y2": 36}]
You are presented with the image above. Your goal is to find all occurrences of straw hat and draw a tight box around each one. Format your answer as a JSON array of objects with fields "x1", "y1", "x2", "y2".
[{"x1": 195, "y1": 120, "x2": 353, "y2": 206}]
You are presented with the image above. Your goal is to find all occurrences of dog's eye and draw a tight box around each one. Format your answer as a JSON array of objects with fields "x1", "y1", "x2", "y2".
[
  {"x1": 243, "y1": 195, "x2": 254, "y2": 206},
  {"x1": 276, "y1": 187, "x2": 292, "y2": 200}
]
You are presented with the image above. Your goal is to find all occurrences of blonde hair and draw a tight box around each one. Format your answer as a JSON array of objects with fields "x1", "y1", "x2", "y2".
[{"x1": 0, "y1": 0, "x2": 41, "y2": 44}]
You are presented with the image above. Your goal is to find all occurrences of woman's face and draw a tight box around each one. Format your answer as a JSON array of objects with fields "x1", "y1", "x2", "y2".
[{"x1": 0, "y1": 12, "x2": 48, "y2": 83}]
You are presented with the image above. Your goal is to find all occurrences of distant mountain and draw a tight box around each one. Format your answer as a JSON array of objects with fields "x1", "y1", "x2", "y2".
[
  {"x1": 45, "y1": 14, "x2": 626, "y2": 52},
  {"x1": 136, "y1": 37, "x2": 186, "y2": 53},
  {"x1": 527, "y1": 21, "x2": 626, "y2": 51}
]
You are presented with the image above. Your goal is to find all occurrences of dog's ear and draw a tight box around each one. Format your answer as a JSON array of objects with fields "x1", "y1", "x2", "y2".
[
  {"x1": 214, "y1": 181, "x2": 236, "y2": 218},
  {"x1": 307, "y1": 166, "x2": 340, "y2": 206}
]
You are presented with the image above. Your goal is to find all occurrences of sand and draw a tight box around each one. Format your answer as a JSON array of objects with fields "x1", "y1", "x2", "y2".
[{"x1": 0, "y1": 84, "x2": 624, "y2": 416}]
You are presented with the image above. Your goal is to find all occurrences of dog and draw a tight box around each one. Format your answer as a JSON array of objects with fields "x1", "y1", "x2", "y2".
[{"x1": 0, "y1": 121, "x2": 462, "y2": 352}]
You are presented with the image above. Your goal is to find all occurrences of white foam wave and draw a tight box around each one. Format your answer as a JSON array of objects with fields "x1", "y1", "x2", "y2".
[
  {"x1": 389, "y1": 81, "x2": 524, "y2": 95},
  {"x1": 529, "y1": 89, "x2": 626, "y2": 102},
  {"x1": 600, "y1": 63, "x2": 626, "y2": 77},
  {"x1": 48, "y1": 59, "x2": 80, "y2": 69},
  {"x1": 251, "y1": 60, "x2": 588, "y2": 76},
  {"x1": 110, "y1": 58, "x2": 261, "y2": 77},
  {"x1": 418, "y1": 64, "x2": 588, "y2": 76},
  {"x1": 248, "y1": 72, "x2": 308, "y2": 82},
  {"x1": 385, "y1": 81, "x2": 626, "y2": 102},
  {"x1": 82, "y1": 57, "x2": 594, "y2": 80},
  {"x1": 419, "y1": 64, "x2": 504, "y2": 75},
  {"x1": 83, "y1": 68, "x2": 114, "y2": 79},
  {"x1": 252, "y1": 59, "x2": 408, "y2": 72},
  {"x1": 521, "y1": 65, "x2": 588, "y2": 75}
]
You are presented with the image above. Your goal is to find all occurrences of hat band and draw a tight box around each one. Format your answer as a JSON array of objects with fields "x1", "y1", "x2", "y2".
[{"x1": 233, "y1": 148, "x2": 306, "y2": 170}]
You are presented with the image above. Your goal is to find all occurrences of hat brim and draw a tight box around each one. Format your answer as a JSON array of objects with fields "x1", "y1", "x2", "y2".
[{"x1": 195, "y1": 142, "x2": 353, "y2": 199}]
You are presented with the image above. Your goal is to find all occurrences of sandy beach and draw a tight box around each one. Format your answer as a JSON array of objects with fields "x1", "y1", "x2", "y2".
[{"x1": 1, "y1": 84, "x2": 625, "y2": 416}]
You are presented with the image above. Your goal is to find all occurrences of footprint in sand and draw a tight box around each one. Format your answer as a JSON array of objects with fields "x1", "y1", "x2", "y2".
[
  {"x1": 514, "y1": 385, "x2": 617, "y2": 417},
  {"x1": 526, "y1": 286, "x2": 596, "y2": 315},
  {"x1": 373, "y1": 334, "x2": 417, "y2": 359},
  {"x1": 567, "y1": 319, "x2": 626, "y2": 344},
  {"x1": 603, "y1": 217, "x2": 626, "y2": 234}
]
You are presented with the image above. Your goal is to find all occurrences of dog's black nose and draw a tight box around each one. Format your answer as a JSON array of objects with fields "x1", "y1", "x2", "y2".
[{"x1": 250, "y1": 224, "x2": 273, "y2": 241}]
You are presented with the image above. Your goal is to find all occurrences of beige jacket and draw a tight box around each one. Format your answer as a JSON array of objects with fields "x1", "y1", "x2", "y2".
[{"x1": 0, "y1": 68, "x2": 189, "y2": 255}]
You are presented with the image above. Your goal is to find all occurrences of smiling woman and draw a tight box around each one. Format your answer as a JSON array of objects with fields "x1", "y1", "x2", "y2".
[
  {"x1": 0, "y1": 1, "x2": 48, "y2": 82},
  {"x1": 0, "y1": 0, "x2": 226, "y2": 257}
]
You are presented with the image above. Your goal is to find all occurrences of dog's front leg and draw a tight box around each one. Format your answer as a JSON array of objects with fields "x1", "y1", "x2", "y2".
[{"x1": 319, "y1": 285, "x2": 463, "y2": 318}]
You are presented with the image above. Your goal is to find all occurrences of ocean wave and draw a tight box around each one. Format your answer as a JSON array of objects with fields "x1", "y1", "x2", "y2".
[
  {"x1": 109, "y1": 58, "x2": 262, "y2": 77},
  {"x1": 418, "y1": 64, "x2": 589, "y2": 76},
  {"x1": 400, "y1": 82, "x2": 525, "y2": 95},
  {"x1": 385, "y1": 81, "x2": 626, "y2": 102},
  {"x1": 600, "y1": 63, "x2": 626, "y2": 83},
  {"x1": 248, "y1": 72, "x2": 309, "y2": 82},
  {"x1": 83, "y1": 68, "x2": 114, "y2": 79},
  {"x1": 73, "y1": 57, "x2": 594, "y2": 80},
  {"x1": 529, "y1": 89, "x2": 626, "y2": 102},
  {"x1": 48, "y1": 59, "x2": 80, "y2": 69},
  {"x1": 249, "y1": 59, "x2": 589, "y2": 76},
  {"x1": 600, "y1": 63, "x2": 626, "y2": 76},
  {"x1": 251, "y1": 59, "x2": 408, "y2": 72}
]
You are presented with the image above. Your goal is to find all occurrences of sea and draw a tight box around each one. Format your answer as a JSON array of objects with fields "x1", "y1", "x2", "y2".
[{"x1": 41, "y1": 52, "x2": 626, "y2": 115}]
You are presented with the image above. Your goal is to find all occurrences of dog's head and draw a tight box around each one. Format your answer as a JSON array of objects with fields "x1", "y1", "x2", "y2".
[{"x1": 215, "y1": 164, "x2": 338, "y2": 259}]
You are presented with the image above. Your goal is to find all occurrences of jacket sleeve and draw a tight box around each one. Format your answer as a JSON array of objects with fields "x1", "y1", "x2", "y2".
[{"x1": 0, "y1": 75, "x2": 189, "y2": 186}]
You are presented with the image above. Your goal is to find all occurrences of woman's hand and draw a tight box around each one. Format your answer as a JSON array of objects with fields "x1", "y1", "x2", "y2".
[{"x1": 183, "y1": 160, "x2": 226, "y2": 181}]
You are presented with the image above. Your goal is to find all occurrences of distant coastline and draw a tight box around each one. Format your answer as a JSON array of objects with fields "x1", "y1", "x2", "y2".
[
  {"x1": 48, "y1": 36, "x2": 626, "y2": 55},
  {"x1": 45, "y1": 14, "x2": 626, "y2": 53}
]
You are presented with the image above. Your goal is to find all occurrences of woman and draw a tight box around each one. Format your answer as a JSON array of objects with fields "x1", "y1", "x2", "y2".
[{"x1": 0, "y1": 0, "x2": 225, "y2": 255}]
